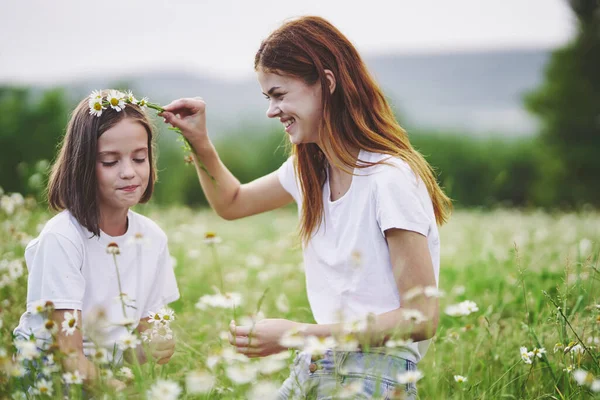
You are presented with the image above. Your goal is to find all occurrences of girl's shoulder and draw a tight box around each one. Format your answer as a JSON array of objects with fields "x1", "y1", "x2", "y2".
[{"x1": 28, "y1": 210, "x2": 86, "y2": 252}]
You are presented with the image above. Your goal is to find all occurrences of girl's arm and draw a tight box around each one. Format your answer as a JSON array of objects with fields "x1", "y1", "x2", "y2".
[
  {"x1": 52, "y1": 310, "x2": 125, "y2": 391},
  {"x1": 229, "y1": 229, "x2": 438, "y2": 355},
  {"x1": 161, "y1": 98, "x2": 293, "y2": 220}
]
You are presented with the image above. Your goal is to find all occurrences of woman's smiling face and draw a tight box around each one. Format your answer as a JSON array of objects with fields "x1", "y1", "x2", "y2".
[{"x1": 257, "y1": 70, "x2": 324, "y2": 145}]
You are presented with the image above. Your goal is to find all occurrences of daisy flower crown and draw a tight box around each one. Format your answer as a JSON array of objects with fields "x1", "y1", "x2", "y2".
[
  {"x1": 88, "y1": 89, "x2": 158, "y2": 117},
  {"x1": 87, "y1": 89, "x2": 214, "y2": 180}
]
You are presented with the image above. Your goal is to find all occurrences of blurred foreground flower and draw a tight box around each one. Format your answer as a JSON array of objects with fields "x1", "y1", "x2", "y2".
[
  {"x1": 397, "y1": 370, "x2": 424, "y2": 384},
  {"x1": 186, "y1": 370, "x2": 215, "y2": 394},
  {"x1": 196, "y1": 290, "x2": 242, "y2": 310},
  {"x1": 445, "y1": 300, "x2": 479, "y2": 317},
  {"x1": 248, "y1": 381, "x2": 279, "y2": 400},
  {"x1": 147, "y1": 379, "x2": 182, "y2": 400}
]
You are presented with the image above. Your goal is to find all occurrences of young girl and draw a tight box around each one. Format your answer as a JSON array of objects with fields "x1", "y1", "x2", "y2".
[
  {"x1": 13, "y1": 90, "x2": 180, "y2": 390},
  {"x1": 162, "y1": 16, "x2": 451, "y2": 399}
]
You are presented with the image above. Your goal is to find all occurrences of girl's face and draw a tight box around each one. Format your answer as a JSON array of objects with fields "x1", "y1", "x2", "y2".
[
  {"x1": 96, "y1": 118, "x2": 150, "y2": 216},
  {"x1": 257, "y1": 70, "x2": 323, "y2": 145}
]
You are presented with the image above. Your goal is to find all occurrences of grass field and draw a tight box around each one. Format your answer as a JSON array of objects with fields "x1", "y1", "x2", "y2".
[{"x1": 1, "y1": 195, "x2": 599, "y2": 399}]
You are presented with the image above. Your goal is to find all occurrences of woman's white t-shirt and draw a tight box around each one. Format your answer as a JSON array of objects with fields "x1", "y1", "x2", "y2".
[
  {"x1": 277, "y1": 149, "x2": 440, "y2": 362},
  {"x1": 13, "y1": 209, "x2": 180, "y2": 362}
]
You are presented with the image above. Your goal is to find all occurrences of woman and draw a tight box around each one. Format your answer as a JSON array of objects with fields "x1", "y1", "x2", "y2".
[{"x1": 162, "y1": 16, "x2": 451, "y2": 399}]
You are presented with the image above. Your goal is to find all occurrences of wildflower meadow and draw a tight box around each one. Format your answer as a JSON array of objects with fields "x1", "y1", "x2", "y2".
[{"x1": 0, "y1": 189, "x2": 599, "y2": 399}]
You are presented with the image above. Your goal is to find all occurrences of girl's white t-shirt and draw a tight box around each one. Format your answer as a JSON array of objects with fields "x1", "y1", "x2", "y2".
[
  {"x1": 13, "y1": 209, "x2": 180, "y2": 362},
  {"x1": 278, "y1": 149, "x2": 440, "y2": 362}
]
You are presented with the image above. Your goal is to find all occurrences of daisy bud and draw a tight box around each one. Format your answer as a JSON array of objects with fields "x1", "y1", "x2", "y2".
[{"x1": 106, "y1": 242, "x2": 120, "y2": 255}]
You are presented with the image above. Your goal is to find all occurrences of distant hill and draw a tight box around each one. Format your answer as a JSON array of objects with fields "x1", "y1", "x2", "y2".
[{"x1": 53, "y1": 48, "x2": 551, "y2": 137}]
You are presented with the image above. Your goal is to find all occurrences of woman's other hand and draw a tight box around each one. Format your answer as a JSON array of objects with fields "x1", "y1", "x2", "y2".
[{"x1": 229, "y1": 318, "x2": 300, "y2": 357}]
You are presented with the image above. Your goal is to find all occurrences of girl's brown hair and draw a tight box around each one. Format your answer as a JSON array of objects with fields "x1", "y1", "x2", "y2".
[
  {"x1": 47, "y1": 91, "x2": 157, "y2": 237},
  {"x1": 255, "y1": 16, "x2": 452, "y2": 244}
]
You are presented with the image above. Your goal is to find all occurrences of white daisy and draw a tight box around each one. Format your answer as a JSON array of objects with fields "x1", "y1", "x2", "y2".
[
  {"x1": 570, "y1": 344, "x2": 585, "y2": 355},
  {"x1": 530, "y1": 347, "x2": 546, "y2": 359},
  {"x1": 226, "y1": 363, "x2": 258, "y2": 385},
  {"x1": 14, "y1": 340, "x2": 40, "y2": 361},
  {"x1": 401, "y1": 309, "x2": 428, "y2": 324},
  {"x1": 61, "y1": 311, "x2": 78, "y2": 336},
  {"x1": 89, "y1": 90, "x2": 103, "y2": 101},
  {"x1": 149, "y1": 307, "x2": 176, "y2": 324},
  {"x1": 39, "y1": 318, "x2": 58, "y2": 335},
  {"x1": 258, "y1": 357, "x2": 287, "y2": 375},
  {"x1": 106, "y1": 90, "x2": 126, "y2": 112},
  {"x1": 118, "y1": 366, "x2": 134, "y2": 381},
  {"x1": 91, "y1": 346, "x2": 108, "y2": 364},
  {"x1": 32, "y1": 378, "x2": 53, "y2": 396},
  {"x1": 275, "y1": 293, "x2": 290, "y2": 313},
  {"x1": 336, "y1": 334, "x2": 359, "y2": 352},
  {"x1": 147, "y1": 379, "x2": 182, "y2": 400},
  {"x1": 385, "y1": 338, "x2": 414, "y2": 348},
  {"x1": 337, "y1": 380, "x2": 363, "y2": 398},
  {"x1": 88, "y1": 97, "x2": 106, "y2": 117},
  {"x1": 342, "y1": 316, "x2": 368, "y2": 334},
  {"x1": 125, "y1": 90, "x2": 138, "y2": 105},
  {"x1": 62, "y1": 370, "x2": 84, "y2": 384},
  {"x1": 138, "y1": 97, "x2": 149, "y2": 107},
  {"x1": 106, "y1": 242, "x2": 120, "y2": 255},
  {"x1": 117, "y1": 332, "x2": 141, "y2": 350},
  {"x1": 30, "y1": 299, "x2": 47, "y2": 315},
  {"x1": 247, "y1": 380, "x2": 279, "y2": 400},
  {"x1": 303, "y1": 336, "x2": 337, "y2": 356},
  {"x1": 186, "y1": 370, "x2": 215, "y2": 394},
  {"x1": 403, "y1": 286, "x2": 424, "y2": 301},
  {"x1": 520, "y1": 347, "x2": 532, "y2": 364},
  {"x1": 454, "y1": 375, "x2": 468, "y2": 383},
  {"x1": 279, "y1": 327, "x2": 306, "y2": 348},
  {"x1": 573, "y1": 369, "x2": 593, "y2": 386},
  {"x1": 397, "y1": 370, "x2": 424, "y2": 384},
  {"x1": 203, "y1": 232, "x2": 222, "y2": 245},
  {"x1": 424, "y1": 286, "x2": 445, "y2": 298}
]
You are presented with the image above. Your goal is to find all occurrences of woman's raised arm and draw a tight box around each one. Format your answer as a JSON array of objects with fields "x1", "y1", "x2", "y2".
[{"x1": 161, "y1": 98, "x2": 292, "y2": 220}]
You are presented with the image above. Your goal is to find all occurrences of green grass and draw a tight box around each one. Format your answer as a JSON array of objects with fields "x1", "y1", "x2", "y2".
[{"x1": 1, "y1": 201, "x2": 599, "y2": 399}]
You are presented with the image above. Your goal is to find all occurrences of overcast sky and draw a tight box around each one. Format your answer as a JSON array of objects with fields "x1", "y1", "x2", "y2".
[{"x1": 1, "y1": 0, "x2": 576, "y2": 84}]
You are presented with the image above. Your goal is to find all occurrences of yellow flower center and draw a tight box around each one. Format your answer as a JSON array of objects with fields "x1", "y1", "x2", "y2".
[
  {"x1": 69, "y1": 319, "x2": 76, "y2": 328},
  {"x1": 94, "y1": 102, "x2": 102, "y2": 111},
  {"x1": 45, "y1": 320, "x2": 55, "y2": 330},
  {"x1": 163, "y1": 315, "x2": 170, "y2": 321},
  {"x1": 110, "y1": 98, "x2": 119, "y2": 106}
]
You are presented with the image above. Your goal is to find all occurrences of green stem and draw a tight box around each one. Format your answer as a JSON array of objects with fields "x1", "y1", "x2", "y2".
[
  {"x1": 210, "y1": 245, "x2": 224, "y2": 293},
  {"x1": 247, "y1": 288, "x2": 270, "y2": 349},
  {"x1": 543, "y1": 291, "x2": 600, "y2": 369},
  {"x1": 147, "y1": 103, "x2": 216, "y2": 183},
  {"x1": 112, "y1": 254, "x2": 127, "y2": 319}
]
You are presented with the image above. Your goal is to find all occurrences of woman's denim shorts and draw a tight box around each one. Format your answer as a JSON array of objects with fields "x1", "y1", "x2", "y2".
[{"x1": 277, "y1": 349, "x2": 418, "y2": 399}]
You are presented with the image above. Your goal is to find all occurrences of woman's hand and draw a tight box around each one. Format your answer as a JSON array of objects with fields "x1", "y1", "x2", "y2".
[
  {"x1": 229, "y1": 318, "x2": 301, "y2": 357},
  {"x1": 161, "y1": 98, "x2": 209, "y2": 146}
]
